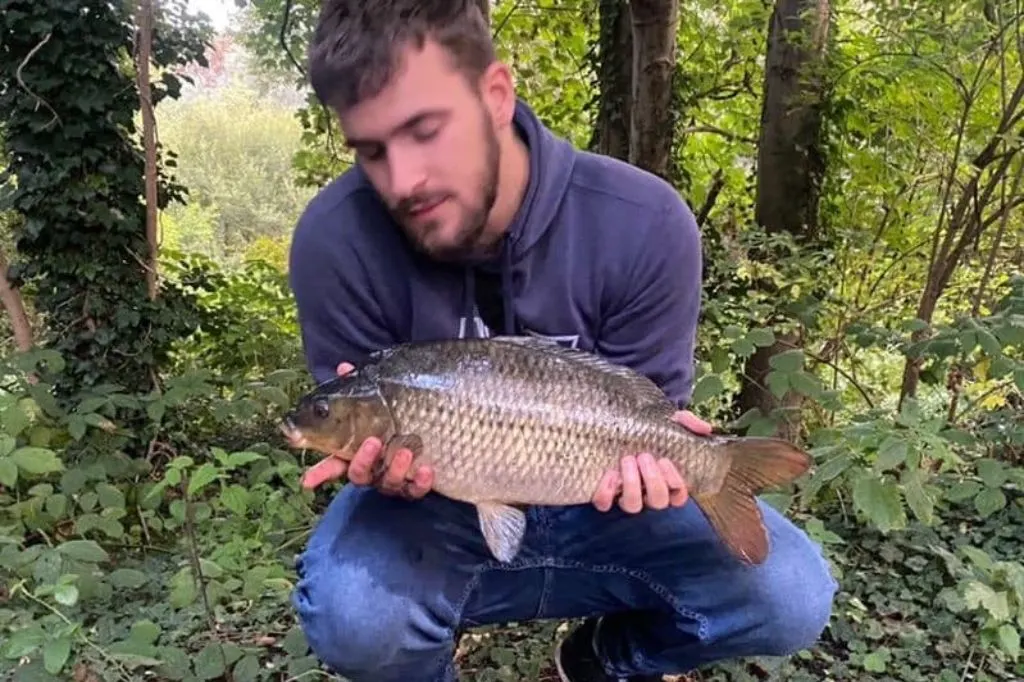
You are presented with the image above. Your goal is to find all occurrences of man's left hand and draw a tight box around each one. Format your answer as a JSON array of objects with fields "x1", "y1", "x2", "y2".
[{"x1": 591, "y1": 410, "x2": 712, "y2": 514}]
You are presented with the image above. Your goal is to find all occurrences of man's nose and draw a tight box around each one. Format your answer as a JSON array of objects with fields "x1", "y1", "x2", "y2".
[{"x1": 387, "y1": 146, "x2": 428, "y2": 198}]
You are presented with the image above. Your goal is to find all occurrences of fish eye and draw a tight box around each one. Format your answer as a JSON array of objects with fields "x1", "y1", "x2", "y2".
[{"x1": 313, "y1": 399, "x2": 330, "y2": 419}]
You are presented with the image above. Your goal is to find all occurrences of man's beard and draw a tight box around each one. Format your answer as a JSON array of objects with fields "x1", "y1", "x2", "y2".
[{"x1": 390, "y1": 119, "x2": 501, "y2": 264}]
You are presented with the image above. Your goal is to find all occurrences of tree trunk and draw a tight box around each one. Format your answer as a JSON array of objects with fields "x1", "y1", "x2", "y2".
[
  {"x1": 628, "y1": 0, "x2": 680, "y2": 178},
  {"x1": 736, "y1": 0, "x2": 831, "y2": 441},
  {"x1": 0, "y1": 248, "x2": 33, "y2": 353},
  {"x1": 898, "y1": 73, "x2": 1024, "y2": 408},
  {"x1": 136, "y1": 0, "x2": 159, "y2": 300},
  {"x1": 589, "y1": 0, "x2": 633, "y2": 161}
]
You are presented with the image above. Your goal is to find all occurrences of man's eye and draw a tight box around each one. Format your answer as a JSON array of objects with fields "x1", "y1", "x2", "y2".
[
  {"x1": 412, "y1": 126, "x2": 440, "y2": 143},
  {"x1": 357, "y1": 145, "x2": 385, "y2": 161}
]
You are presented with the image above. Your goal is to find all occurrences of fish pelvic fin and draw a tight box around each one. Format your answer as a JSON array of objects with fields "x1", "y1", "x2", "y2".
[
  {"x1": 475, "y1": 501, "x2": 527, "y2": 563},
  {"x1": 693, "y1": 437, "x2": 812, "y2": 566}
]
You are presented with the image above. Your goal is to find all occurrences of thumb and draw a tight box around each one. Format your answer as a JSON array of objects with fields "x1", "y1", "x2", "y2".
[{"x1": 301, "y1": 456, "x2": 348, "y2": 490}]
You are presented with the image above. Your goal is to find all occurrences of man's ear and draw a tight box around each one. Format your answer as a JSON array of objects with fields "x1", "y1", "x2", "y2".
[{"x1": 479, "y1": 61, "x2": 516, "y2": 130}]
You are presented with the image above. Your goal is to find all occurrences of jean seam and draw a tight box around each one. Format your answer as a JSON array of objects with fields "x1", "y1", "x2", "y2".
[
  {"x1": 433, "y1": 568, "x2": 484, "y2": 682},
  {"x1": 535, "y1": 567, "x2": 554, "y2": 619}
]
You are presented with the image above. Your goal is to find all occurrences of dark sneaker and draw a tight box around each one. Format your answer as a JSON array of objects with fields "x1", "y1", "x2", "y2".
[{"x1": 554, "y1": 617, "x2": 663, "y2": 682}]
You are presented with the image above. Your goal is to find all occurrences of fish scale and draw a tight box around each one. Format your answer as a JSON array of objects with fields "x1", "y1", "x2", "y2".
[{"x1": 282, "y1": 335, "x2": 813, "y2": 566}]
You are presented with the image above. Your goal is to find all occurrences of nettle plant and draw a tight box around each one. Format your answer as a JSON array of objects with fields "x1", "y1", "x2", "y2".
[{"x1": 0, "y1": 347, "x2": 322, "y2": 680}]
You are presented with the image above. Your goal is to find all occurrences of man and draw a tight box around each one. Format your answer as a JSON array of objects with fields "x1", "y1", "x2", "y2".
[{"x1": 287, "y1": 2, "x2": 837, "y2": 681}]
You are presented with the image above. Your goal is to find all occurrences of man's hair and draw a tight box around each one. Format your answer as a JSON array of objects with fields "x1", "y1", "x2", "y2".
[{"x1": 308, "y1": 0, "x2": 495, "y2": 112}]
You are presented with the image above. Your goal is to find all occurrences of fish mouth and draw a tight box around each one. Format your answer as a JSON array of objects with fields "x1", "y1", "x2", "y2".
[{"x1": 278, "y1": 417, "x2": 310, "y2": 449}]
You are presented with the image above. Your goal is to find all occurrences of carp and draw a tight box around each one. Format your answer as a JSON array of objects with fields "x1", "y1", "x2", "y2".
[{"x1": 280, "y1": 336, "x2": 812, "y2": 565}]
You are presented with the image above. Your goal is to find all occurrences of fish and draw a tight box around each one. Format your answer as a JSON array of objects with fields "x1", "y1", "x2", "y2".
[{"x1": 280, "y1": 335, "x2": 812, "y2": 566}]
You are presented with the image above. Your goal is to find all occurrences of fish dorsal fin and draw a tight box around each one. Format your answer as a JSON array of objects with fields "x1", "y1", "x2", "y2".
[
  {"x1": 488, "y1": 335, "x2": 671, "y2": 407},
  {"x1": 475, "y1": 501, "x2": 527, "y2": 563}
]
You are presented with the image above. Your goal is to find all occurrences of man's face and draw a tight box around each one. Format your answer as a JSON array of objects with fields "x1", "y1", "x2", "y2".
[{"x1": 336, "y1": 40, "x2": 505, "y2": 262}]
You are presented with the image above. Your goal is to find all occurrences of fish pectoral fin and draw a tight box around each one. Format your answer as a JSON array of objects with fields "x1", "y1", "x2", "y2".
[{"x1": 475, "y1": 502, "x2": 527, "y2": 563}]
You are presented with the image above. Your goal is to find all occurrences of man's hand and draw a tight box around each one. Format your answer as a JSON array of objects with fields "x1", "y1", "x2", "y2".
[
  {"x1": 299, "y1": 362, "x2": 435, "y2": 499},
  {"x1": 591, "y1": 409, "x2": 712, "y2": 514}
]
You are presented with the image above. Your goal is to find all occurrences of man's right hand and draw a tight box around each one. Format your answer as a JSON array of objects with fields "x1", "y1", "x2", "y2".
[{"x1": 299, "y1": 362, "x2": 435, "y2": 499}]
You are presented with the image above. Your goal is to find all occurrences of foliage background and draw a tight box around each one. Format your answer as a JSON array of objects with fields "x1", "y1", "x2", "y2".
[{"x1": 0, "y1": 0, "x2": 1022, "y2": 681}]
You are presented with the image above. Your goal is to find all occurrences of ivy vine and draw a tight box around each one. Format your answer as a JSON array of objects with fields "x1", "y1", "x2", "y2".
[{"x1": 0, "y1": 0, "x2": 217, "y2": 400}]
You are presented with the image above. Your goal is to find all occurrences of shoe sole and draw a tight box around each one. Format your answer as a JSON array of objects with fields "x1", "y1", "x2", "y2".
[{"x1": 553, "y1": 636, "x2": 572, "y2": 682}]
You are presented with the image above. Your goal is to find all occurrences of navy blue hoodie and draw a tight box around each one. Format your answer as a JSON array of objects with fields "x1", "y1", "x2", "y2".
[{"x1": 288, "y1": 100, "x2": 703, "y2": 408}]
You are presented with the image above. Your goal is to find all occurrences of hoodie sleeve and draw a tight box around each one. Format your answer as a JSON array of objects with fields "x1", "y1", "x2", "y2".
[
  {"x1": 595, "y1": 193, "x2": 703, "y2": 409},
  {"x1": 288, "y1": 204, "x2": 399, "y2": 385}
]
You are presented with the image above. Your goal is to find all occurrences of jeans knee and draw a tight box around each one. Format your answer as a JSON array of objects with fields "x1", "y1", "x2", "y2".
[
  {"x1": 755, "y1": 535, "x2": 837, "y2": 654},
  {"x1": 291, "y1": 553, "x2": 452, "y2": 681}
]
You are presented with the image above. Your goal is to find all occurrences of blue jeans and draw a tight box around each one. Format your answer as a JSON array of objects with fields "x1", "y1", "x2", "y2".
[{"x1": 292, "y1": 486, "x2": 837, "y2": 681}]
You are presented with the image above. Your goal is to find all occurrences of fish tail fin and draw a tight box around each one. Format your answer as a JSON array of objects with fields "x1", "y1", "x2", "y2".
[{"x1": 692, "y1": 437, "x2": 812, "y2": 566}]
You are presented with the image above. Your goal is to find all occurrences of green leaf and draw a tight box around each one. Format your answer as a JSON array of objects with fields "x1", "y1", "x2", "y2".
[
  {"x1": 53, "y1": 584, "x2": 78, "y2": 606},
  {"x1": 220, "y1": 484, "x2": 249, "y2": 516},
  {"x1": 109, "y1": 568, "x2": 149, "y2": 589},
  {"x1": 945, "y1": 480, "x2": 982, "y2": 501},
  {"x1": 281, "y1": 626, "x2": 309, "y2": 657},
  {"x1": 255, "y1": 385, "x2": 290, "y2": 409},
  {"x1": 729, "y1": 336, "x2": 756, "y2": 357},
  {"x1": 0, "y1": 458, "x2": 18, "y2": 487},
  {"x1": 876, "y1": 436, "x2": 908, "y2": 471},
  {"x1": 747, "y1": 328, "x2": 776, "y2": 347},
  {"x1": 225, "y1": 451, "x2": 265, "y2": 468},
  {"x1": 56, "y1": 539, "x2": 108, "y2": 563},
  {"x1": 42, "y1": 636, "x2": 71, "y2": 674},
  {"x1": 852, "y1": 475, "x2": 906, "y2": 533},
  {"x1": 863, "y1": 649, "x2": 888, "y2": 672},
  {"x1": 96, "y1": 482, "x2": 125, "y2": 509},
  {"x1": 766, "y1": 370, "x2": 790, "y2": 398},
  {"x1": 233, "y1": 655, "x2": 261, "y2": 682},
  {"x1": 959, "y1": 546, "x2": 995, "y2": 571},
  {"x1": 2, "y1": 402, "x2": 31, "y2": 436},
  {"x1": 1, "y1": 626, "x2": 46, "y2": 658},
  {"x1": 997, "y1": 624, "x2": 1020, "y2": 660},
  {"x1": 976, "y1": 458, "x2": 1007, "y2": 488},
  {"x1": 965, "y1": 581, "x2": 1011, "y2": 620},
  {"x1": 1014, "y1": 368, "x2": 1024, "y2": 393},
  {"x1": 146, "y1": 400, "x2": 165, "y2": 423},
  {"x1": 789, "y1": 370, "x2": 821, "y2": 397},
  {"x1": 975, "y1": 488, "x2": 1006, "y2": 517},
  {"x1": 901, "y1": 469, "x2": 934, "y2": 525},
  {"x1": 768, "y1": 349, "x2": 804, "y2": 373},
  {"x1": 813, "y1": 452, "x2": 853, "y2": 482},
  {"x1": 9, "y1": 447, "x2": 63, "y2": 475},
  {"x1": 690, "y1": 374, "x2": 725, "y2": 404},
  {"x1": 130, "y1": 620, "x2": 161, "y2": 645},
  {"x1": 723, "y1": 325, "x2": 744, "y2": 339},
  {"x1": 186, "y1": 463, "x2": 220, "y2": 497},
  {"x1": 194, "y1": 643, "x2": 226, "y2": 680}
]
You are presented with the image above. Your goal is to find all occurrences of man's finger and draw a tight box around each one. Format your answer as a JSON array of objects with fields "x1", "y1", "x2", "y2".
[
  {"x1": 591, "y1": 468, "x2": 621, "y2": 512},
  {"x1": 657, "y1": 458, "x2": 689, "y2": 507},
  {"x1": 301, "y1": 456, "x2": 348, "y2": 490},
  {"x1": 337, "y1": 362, "x2": 355, "y2": 376},
  {"x1": 380, "y1": 448, "x2": 413, "y2": 492},
  {"x1": 674, "y1": 410, "x2": 713, "y2": 436},
  {"x1": 403, "y1": 465, "x2": 434, "y2": 499},
  {"x1": 637, "y1": 452, "x2": 669, "y2": 510},
  {"x1": 618, "y1": 455, "x2": 643, "y2": 514},
  {"x1": 345, "y1": 437, "x2": 383, "y2": 485}
]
